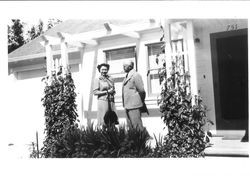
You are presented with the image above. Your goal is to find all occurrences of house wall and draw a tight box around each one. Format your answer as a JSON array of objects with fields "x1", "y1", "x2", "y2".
[
  {"x1": 193, "y1": 19, "x2": 248, "y2": 131},
  {"x1": 6, "y1": 64, "x2": 81, "y2": 158},
  {"x1": 7, "y1": 73, "x2": 45, "y2": 158}
]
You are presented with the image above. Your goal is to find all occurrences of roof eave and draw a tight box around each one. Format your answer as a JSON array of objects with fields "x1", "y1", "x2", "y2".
[{"x1": 8, "y1": 47, "x2": 80, "y2": 63}]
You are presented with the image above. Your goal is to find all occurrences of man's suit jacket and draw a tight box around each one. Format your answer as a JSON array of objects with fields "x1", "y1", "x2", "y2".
[{"x1": 122, "y1": 69, "x2": 146, "y2": 110}]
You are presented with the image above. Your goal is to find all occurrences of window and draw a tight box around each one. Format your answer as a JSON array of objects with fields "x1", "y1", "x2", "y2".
[
  {"x1": 104, "y1": 46, "x2": 137, "y2": 98},
  {"x1": 147, "y1": 40, "x2": 184, "y2": 96},
  {"x1": 147, "y1": 42, "x2": 164, "y2": 96}
]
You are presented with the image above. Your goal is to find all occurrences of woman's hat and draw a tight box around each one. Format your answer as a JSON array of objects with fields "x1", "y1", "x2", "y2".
[{"x1": 97, "y1": 63, "x2": 110, "y2": 72}]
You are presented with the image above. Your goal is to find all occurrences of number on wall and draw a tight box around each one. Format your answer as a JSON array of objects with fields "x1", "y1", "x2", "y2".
[{"x1": 227, "y1": 24, "x2": 238, "y2": 31}]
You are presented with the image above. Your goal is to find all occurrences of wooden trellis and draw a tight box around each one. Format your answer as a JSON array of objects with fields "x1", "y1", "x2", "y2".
[{"x1": 162, "y1": 20, "x2": 198, "y2": 105}]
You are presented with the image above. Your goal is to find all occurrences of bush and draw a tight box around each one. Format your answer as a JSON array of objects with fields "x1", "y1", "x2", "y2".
[
  {"x1": 150, "y1": 27, "x2": 213, "y2": 157},
  {"x1": 41, "y1": 68, "x2": 79, "y2": 157},
  {"x1": 156, "y1": 77, "x2": 212, "y2": 157},
  {"x1": 48, "y1": 124, "x2": 152, "y2": 158}
]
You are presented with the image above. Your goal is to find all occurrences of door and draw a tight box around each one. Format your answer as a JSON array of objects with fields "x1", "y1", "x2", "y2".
[{"x1": 211, "y1": 29, "x2": 248, "y2": 130}]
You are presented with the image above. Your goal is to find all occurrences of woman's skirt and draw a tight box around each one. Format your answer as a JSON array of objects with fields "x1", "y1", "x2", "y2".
[{"x1": 97, "y1": 100, "x2": 117, "y2": 127}]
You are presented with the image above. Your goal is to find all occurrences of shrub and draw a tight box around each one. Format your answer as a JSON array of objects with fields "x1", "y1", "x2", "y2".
[
  {"x1": 149, "y1": 26, "x2": 213, "y2": 157},
  {"x1": 41, "y1": 68, "x2": 79, "y2": 157},
  {"x1": 155, "y1": 74, "x2": 212, "y2": 157},
  {"x1": 49, "y1": 124, "x2": 152, "y2": 158}
]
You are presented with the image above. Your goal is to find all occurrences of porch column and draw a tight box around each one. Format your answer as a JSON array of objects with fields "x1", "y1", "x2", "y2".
[
  {"x1": 78, "y1": 44, "x2": 87, "y2": 127},
  {"x1": 60, "y1": 39, "x2": 69, "y2": 74},
  {"x1": 45, "y1": 43, "x2": 53, "y2": 76},
  {"x1": 87, "y1": 46, "x2": 99, "y2": 127},
  {"x1": 135, "y1": 38, "x2": 141, "y2": 69},
  {"x1": 186, "y1": 21, "x2": 198, "y2": 104},
  {"x1": 162, "y1": 19, "x2": 172, "y2": 80}
]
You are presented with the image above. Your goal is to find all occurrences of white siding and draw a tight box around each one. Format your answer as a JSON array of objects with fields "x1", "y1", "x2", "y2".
[{"x1": 194, "y1": 19, "x2": 248, "y2": 130}]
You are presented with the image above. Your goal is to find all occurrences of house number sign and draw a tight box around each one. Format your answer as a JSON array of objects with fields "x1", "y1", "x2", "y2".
[{"x1": 227, "y1": 24, "x2": 238, "y2": 31}]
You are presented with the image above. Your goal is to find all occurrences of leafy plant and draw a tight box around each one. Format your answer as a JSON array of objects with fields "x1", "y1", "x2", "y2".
[
  {"x1": 41, "y1": 67, "x2": 79, "y2": 157},
  {"x1": 47, "y1": 124, "x2": 152, "y2": 158},
  {"x1": 29, "y1": 142, "x2": 41, "y2": 158},
  {"x1": 152, "y1": 25, "x2": 213, "y2": 157}
]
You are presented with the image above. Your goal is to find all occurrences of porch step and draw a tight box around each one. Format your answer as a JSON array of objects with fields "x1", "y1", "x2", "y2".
[
  {"x1": 212, "y1": 130, "x2": 246, "y2": 140},
  {"x1": 205, "y1": 136, "x2": 249, "y2": 157}
]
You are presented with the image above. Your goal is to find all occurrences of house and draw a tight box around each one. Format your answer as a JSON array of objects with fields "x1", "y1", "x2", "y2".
[{"x1": 8, "y1": 19, "x2": 248, "y2": 157}]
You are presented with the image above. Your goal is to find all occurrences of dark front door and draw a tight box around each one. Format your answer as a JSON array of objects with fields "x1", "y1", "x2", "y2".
[{"x1": 211, "y1": 29, "x2": 248, "y2": 130}]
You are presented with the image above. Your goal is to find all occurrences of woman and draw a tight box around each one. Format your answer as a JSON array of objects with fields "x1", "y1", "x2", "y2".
[{"x1": 93, "y1": 63, "x2": 118, "y2": 127}]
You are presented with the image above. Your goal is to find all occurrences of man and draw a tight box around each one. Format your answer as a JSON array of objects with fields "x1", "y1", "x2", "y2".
[{"x1": 122, "y1": 60, "x2": 148, "y2": 130}]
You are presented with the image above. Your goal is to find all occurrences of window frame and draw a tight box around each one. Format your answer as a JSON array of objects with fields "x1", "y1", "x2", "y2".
[
  {"x1": 145, "y1": 42, "x2": 165, "y2": 97},
  {"x1": 145, "y1": 39, "x2": 185, "y2": 97}
]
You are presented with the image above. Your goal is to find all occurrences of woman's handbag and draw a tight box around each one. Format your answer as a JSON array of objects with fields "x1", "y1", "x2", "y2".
[
  {"x1": 140, "y1": 102, "x2": 149, "y2": 115},
  {"x1": 139, "y1": 92, "x2": 149, "y2": 115},
  {"x1": 104, "y1": 92, "x2": 119, "y2": 126}
]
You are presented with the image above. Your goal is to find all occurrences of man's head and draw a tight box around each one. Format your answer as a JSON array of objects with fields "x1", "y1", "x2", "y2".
[{"x1": 123, "y1": 60, "x2": 134, "y2": 73}]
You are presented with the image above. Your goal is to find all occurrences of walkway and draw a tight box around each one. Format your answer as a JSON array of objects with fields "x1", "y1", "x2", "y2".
[{"x1": 205, "y1": 130, "x2": 249, "y2": 157}]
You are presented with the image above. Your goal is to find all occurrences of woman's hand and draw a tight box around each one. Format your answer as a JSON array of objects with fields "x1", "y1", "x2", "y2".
[{"x1": 107, "y1": 88, "x2": 115, "y2": 94}]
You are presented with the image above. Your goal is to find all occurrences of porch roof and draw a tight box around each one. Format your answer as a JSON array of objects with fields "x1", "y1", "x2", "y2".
[
  {"x1": 8, "y1": 19, "x2": 148, "y2": 62},
  {"x1": 9, "y1": 19, "x2": 247, "y2": 63}
]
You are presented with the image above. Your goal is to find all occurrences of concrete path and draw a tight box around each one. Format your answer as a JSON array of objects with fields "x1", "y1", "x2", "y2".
[{"x1": 205, "y1": 136, "x2": 249, "y2": 157}]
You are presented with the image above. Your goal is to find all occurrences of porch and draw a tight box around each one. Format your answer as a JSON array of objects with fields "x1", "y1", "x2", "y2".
[{"x1": 205, "y1": 130, "x2": 249, "y2": 157}]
